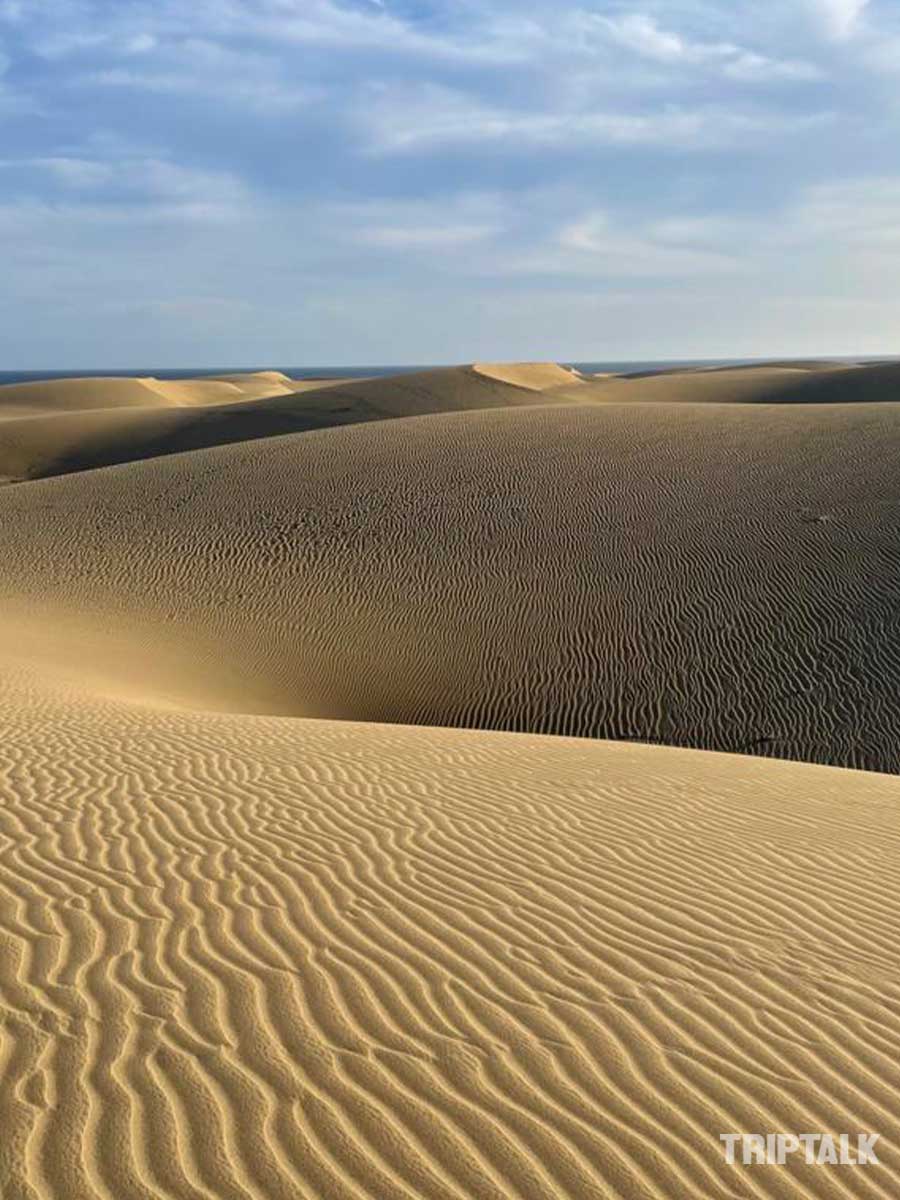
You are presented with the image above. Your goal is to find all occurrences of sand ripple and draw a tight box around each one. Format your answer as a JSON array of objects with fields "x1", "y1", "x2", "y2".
[
  {"x1": 1, "y1": 664, "x2": 899, "y2": 1197},
  {"x1": 1, "y1": 400, "x2": 900, "y2": 770}
]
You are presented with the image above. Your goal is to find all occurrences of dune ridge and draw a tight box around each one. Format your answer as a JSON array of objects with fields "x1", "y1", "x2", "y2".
[
  {"x1": 472, "y1": 362, "x2": 584, "y2": 390},
  {"x1": 4, "y1": 359, "x2": 900, "y2": 483},
  {"x1": 561, "y1": 360, "x2": 900, "y2": 405},
  {"x1": 0, "y1": 371, "x2": 304, "y2": 417},
  {"x1": 0, "y1": 365, "x2": 591, "y2": 482}
]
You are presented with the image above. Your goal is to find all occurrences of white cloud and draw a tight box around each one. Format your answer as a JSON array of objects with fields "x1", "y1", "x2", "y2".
[
  {"x1": 362, "y1": 83, "x2": 831, "y2": 154},
  {"x1": 589, "y1": 12, "x2": 821, "y2": 80},
  {"x1": 16, "y1": 0, "x2": 507, "y2": 66},
  {"x1": 806, "y1": 0, "x2": 869, "y2": 40},
  {"x1": 86, "y1": 34, "x2": 317, "y2": 109},
  {"x1": 598, "y1": 13, "x2": 692, "y2": 62},
  {"x1": 337, "y1": 193, "x2": 504, "y2": 250},
  {"x1": 0, "y1": 153, "x2": 249, "y2": 224},
  {"x1": 722, "y1": 51, "x2": 822, "y2": 82},
  {"x1": 525, "y1": 210, "x2": 744, "y2": 279},
  {"x1": 526, "y1": 175, "x2": 900, "y2": 284}
]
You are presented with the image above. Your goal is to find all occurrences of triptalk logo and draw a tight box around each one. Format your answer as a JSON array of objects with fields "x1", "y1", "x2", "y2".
[{"x1": 721, "y1": 1134, "x2": 881, "y2": 1166}]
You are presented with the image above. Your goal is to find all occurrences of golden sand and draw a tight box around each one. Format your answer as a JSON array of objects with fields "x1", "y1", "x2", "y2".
[{"x1": 1, "y1": 361, "x2": 899, "y2": 1197}]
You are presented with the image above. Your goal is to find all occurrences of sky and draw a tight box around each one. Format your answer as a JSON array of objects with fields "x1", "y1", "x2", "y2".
[{"x1": 0, "y1": 0, "x2": 899, "y2": 367}]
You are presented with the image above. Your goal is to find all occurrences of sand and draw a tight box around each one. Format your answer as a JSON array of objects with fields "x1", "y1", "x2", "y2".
[
  {"x1": 3, "y1": 359, "x2": 900, "y2": 1197},
  {"x1": 557, "y1": 361, "x2": 900, "y2": 405},
  {"x1": 1, "y1": 657, "x2": 900, "y2": 1198},
  {"x1": 0, "y1": 367, "x2": 587, "y2": 481},
  {"x1": 0, "y1": 371, "x2": 303, "y2": 417},
  {"x1": 3, "y1": 390, "x2": 900, "y2": 767},
  {"x1": 472, "y1": 362, "x2": 585, "y2": 390},
  {"x1": 5, "y1": 360, "x2": 899, "y2": 483}
]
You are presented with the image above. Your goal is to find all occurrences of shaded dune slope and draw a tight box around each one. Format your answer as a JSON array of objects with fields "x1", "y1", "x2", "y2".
[
  {"x1": 3, "y1": 400, "x2": 900, "y2": 770},
  {"x1": 2, "y1": 659, "x2": 900, "y2": 1199},
  {"x1": 0, "y1": 366, "x2": 587, "y2": 482},
  {"x1": 6, "y1": 360, "x2": 900, "y2": 483},
  {"x1": 0, "y1": 394, "x2": 357, "y2": 483},
  {"x1": 566, "y1": 361, "x2": 900, "y2": 405}
]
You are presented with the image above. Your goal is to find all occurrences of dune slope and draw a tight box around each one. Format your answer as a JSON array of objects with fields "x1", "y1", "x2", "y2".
[
  {"x1": 0, "y1": 371, "x2": 306, "y2": 418},
  {"x1": 472, "y1": 362, "x2": 584, "y2": 390},
  {"x1": 1, "y1": 658, "x2": 899, "y2": 1199},
  {"x1": 2, "y1": 400, "x2": 900, "y2": 769},
  {"x1": 562, "y1": 361, "x2": 900, "y2": 405},
  {"x1": 7, "y1": 359, "x2": 900, "y2": 483},
  {"x1": 0, "y1": 367, "x2": 584, "y2": 481}
]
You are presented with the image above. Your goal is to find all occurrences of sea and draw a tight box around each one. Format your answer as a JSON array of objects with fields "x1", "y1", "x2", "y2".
[{"x1": 0, "y1": 357, "x2": 893, "y2": 387}]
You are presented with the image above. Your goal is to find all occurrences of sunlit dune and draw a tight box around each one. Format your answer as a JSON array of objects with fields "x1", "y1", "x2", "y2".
[{"x1": 2, "y1": 360, "x2": 900, "y2": 1197}]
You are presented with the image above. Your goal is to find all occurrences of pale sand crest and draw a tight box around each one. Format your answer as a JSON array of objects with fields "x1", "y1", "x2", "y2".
[
  {"x1": 472, "y1": 362, "x2": 584, "y2": 390},
  {"x1": 0, "y1": 371, "x2": 301, "y2": 418}
]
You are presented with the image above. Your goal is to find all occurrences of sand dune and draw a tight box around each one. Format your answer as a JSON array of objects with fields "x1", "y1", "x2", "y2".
[
  {"x1": 0, "y1": 393, "x2": 364, "y2": 482},
  {"x1": 564, "y1": 360, "x2": 900, "y2": 405},
  {"x1": 1, "y1": 655, "x2": 899, "y2": 1199},
  {"x1": 4, "y1": 359, "x2": 900, "y2": 1197},
  {"x1": 472, "y1": 362, "x2": 585, "y2": 390},
  {"x1": 6, "y1": 360, "x2": 900, "y2": 483},
  {"x1": 0, "y1": 371, "x2": 304, "y2": 418},
  {"x1": 0, "y1": 366, "x2": 586, "y2": 481},
  {"x1": 0, "y1": 375, "x2": 183, "y2": 417},
  {"x1": 2, "y1": 395, "x2": 900, "y2": 768},
  {"x1": 273, "y1": 365, "x2": 589, "y2": 420}
]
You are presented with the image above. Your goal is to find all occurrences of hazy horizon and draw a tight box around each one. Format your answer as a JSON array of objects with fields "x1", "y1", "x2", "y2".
[{"x1": 4, "y1": 353, "x2": 900, "y2": 382}]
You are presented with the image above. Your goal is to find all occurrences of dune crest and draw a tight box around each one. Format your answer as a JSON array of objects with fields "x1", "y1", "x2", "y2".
[
  {"x1": 0, "y1": 365, "x2": 583, "y2": 481},
  {"x1": 0, "y1": 370, "x2": 301, "y2": 419},
  {"x1": 472, "y1": 362, "x2": 584, "y2": 390}
]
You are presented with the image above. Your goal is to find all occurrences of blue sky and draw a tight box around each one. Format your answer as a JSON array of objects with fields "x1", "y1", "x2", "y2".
[{"x1": 1, "y1": 0, "x2": 898, "y2": 366}]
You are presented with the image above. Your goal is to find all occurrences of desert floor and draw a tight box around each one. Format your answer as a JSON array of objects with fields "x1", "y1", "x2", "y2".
[{"x1": 1, "y1": 361, "x2": 899, "y2": 1198}]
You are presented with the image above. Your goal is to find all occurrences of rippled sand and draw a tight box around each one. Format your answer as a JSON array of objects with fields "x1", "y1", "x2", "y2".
[{"x1": 1, "y1": 361, "x2": 899, "y2": 1197}]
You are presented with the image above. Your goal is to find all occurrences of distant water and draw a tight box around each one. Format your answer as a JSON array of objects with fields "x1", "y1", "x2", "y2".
[
  {"x1": 0, "y1": 366, "x2": 408, "y2": 387},
  {"x1": 0, "y1": 356, "x2": 892, "y2": 388}
]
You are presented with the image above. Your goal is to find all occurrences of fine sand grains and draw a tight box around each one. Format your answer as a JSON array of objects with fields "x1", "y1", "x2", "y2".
[
  {"x1": 3, "y1": 362, "x2": 900, "y2": 1198},
  {"x1": 1, "y1": 661, "x2": 899, "y2": 1199},
  {"x1": 2, "y1": 400, "x2": 900, "y2": 769}
]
